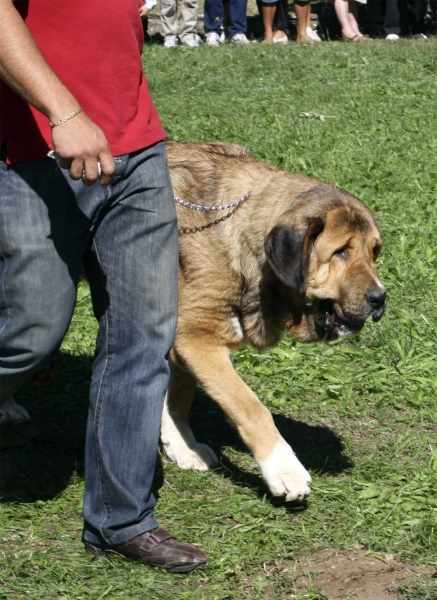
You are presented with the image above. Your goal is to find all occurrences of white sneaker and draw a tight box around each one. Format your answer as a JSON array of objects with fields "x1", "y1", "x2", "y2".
[
  {"x1": 306, "y1": 27, "x2": 321, "y2": 42},
  {"x1": 181, "y1": 33, "x2": 202, "y2": 47},
  {"x1": 206, "y1": 31, "x2": 220, "y2": 47},
  {"x1": 273, "y1": 33, "x2": 289, "y2": 44},
  {"x1": 231, "y1": 33, "x2": 250, "y2": 45},
  {"x1": 219, "y1": 28, "x2": 227, "y2": 43},
  {"x1": 385, "y1": 33, "x2": 400, "y2": 41},
  {"x1": 413, "y1": 33, "x2": 428, "y2": 40},
  {"x1": 164, "y1": 36, "x2": 178, "y2": 48}
]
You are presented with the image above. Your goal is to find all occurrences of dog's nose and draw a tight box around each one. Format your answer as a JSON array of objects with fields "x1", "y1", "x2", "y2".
[{"x1": 366, "y1": 290, "x2": 386, "y2": 309}]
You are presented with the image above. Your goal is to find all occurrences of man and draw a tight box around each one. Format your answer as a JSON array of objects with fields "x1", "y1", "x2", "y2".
[{"x1": 0, "y1": 0, "x2": 208, "y2": 573}]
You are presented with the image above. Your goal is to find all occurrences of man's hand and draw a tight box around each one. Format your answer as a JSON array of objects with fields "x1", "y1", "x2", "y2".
[
  {"x1": 139, "y1": 4, "x2": 150, "y2": 17},
  {"x1": 51, "y1": 112, "x2": 116, "y2": 187}
]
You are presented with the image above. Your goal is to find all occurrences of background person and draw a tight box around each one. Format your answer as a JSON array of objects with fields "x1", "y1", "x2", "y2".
[
  {"x1": 257, "y1": 0, "x2": 289, "y2": 43},
  {"x1": 160, "y1": 0, "x2": 202, "y2": 47},
  {"x1": 334, "y1": 0, "x2": 371, "y2": 40},
  {"x1": 294, "y1": 0, "x2": 318, "y2": 43},
  {"x1": 257, "y1": 0, "x2": 321, "y2": 44},
  {"x1": 204, "y1": 0, "x2": 250, "y2": 45},
  {"x1": 381, "y1": 0, "x2": 428, "y2": 40}
]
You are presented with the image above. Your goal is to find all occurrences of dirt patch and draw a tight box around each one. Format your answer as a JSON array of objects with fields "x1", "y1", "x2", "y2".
[{"x1": 295, "y1": 547, "x2": 434, "y2": 600}]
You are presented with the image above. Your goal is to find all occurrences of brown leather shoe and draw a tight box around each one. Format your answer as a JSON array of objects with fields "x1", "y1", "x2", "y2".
[{"x1": 84, "y1": 528, "x2": 209, "y2": 573}]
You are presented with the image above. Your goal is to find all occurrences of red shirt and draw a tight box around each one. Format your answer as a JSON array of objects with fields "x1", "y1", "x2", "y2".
[{"x1": 0, "y1": 0, "x2": 166, "y2": 164}]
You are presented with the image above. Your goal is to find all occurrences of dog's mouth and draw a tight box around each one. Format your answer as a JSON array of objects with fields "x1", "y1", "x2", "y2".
[
  {"x1": 314, "y1": 300, "x2": 365, "y2": 339},
  {"x1": 371, "y1": 304, "x2": 385, "y2": 323}
]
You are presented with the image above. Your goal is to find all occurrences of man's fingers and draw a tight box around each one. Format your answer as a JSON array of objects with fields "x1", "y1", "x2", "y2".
[
  {"x1": 58, "y1": 156, "x2": 72, "y2": 170},
  {"x1": 99, "y1": 152, "x2": 116, "y2": 187},
  {"x1": 82, "y1": 160, "x2": 101, "y2": 187},
  {"x1": 59, "y1": 155, "x2": 114, "y2": 187},
  {"x1": 69, "y1": 157, "x2": 85, "y2": 180}
]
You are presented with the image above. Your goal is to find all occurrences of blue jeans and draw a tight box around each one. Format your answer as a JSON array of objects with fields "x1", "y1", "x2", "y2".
[
  {"x1": 0, "y1": 141, "x2": 179, "y2": 545},
  {"x1": 204, "y1": 0, "x2": 247, "y2": 37}
]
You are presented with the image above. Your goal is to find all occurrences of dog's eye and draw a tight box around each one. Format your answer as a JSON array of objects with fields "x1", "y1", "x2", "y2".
[
  {"x1": 373, "y1": 245, "x2": 382, "y2": 261},
  {"x1": 333, "y1": 246, "x2": 348, "y2": 259}
]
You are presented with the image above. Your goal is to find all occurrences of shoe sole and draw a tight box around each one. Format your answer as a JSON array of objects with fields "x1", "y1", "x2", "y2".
[{"x1": 84, "y1": 541, "x2": 207, "y2": 574}]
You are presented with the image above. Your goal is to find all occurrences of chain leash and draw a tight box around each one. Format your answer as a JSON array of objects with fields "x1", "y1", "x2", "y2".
[{"x1": 175, "y1": 192, "x2": 250, "y2": 235}]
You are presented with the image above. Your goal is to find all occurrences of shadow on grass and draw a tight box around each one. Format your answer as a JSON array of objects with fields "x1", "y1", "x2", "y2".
[
  {"x1": 0, "y1": 352, "x2": 351, "y2": 507},
  {"x1": 189, "y1": 388, "x2": 353, "y2": 507},
  {"x1": 0, "y1": 351, "x2": 166, "y2": 505},
  {"x1": 0, "y1": 352, "x2": 91, "y2": 503}
]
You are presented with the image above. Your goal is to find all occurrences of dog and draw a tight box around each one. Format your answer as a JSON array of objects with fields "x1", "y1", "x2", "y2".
[
  {"x1": 161, "y1": 140, "x2": 386, "y2": 502},
  {"x1": 2, "y1": 140, "x2": 386, "y2": 503}
]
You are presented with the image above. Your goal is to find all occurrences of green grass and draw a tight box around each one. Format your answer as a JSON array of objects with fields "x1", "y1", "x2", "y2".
[{"x1": 2, "y1": 39, "x2": 437, "y2": 599}]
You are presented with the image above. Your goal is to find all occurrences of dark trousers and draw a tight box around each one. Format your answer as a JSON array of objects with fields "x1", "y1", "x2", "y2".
[
  {"x1": 0, "y1": 142, "x2": 179, "y2": 546},
  {"x1": 382, "y1": 0, "x2": 427, "y2": 35},
  {"x1": 204, "y1": 0, "x2": 247, "y2": 37}
]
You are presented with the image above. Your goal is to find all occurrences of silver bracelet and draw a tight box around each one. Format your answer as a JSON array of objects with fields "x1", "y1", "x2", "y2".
[{"x1": 50, "y1": 107, "x2": 83, "y2": 128}]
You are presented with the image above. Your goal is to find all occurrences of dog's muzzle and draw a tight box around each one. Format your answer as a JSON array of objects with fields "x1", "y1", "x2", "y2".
[
  {"x1": 366, "y1": 290, "x2": 387, "y2": 322},
  {"x1": 315, "y1": 300, "x2": 366, "y2": 338}
]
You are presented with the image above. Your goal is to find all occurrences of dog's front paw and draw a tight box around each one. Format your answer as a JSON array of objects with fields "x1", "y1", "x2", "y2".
[
  {"x1": 257, "y1": 438, "x2": 311, "y2": 502},
  {"x1": 167, "y1": 442, "x2": 219, "y2": 471},
  {"x1": 0, "y1": 396, "x2": 31, "y2": 425}
]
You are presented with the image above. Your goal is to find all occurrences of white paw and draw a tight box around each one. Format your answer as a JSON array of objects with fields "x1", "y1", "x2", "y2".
[
  {"x1": 0, "y1": 396, "x2": 31, "y2": 425},
  {"x1": 257, "y1": 438, "x2": 312, "y2": 502},
  {"x1": 165, "y1": 441, "x2": 219, "y2": 471},
  {"x1": 161, "y1": 396, "x2": 219, "y2": 471}
]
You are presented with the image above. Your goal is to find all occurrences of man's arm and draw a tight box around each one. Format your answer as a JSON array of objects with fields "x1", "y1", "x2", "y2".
[{"x1": 0, "y1": 0, "x2": 115, "y2": 186}]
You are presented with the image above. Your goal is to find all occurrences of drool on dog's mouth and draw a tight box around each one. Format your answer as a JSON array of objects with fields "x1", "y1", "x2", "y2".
[{"x1": 314, "y1": 300, "x2": 365, "y2": 339}]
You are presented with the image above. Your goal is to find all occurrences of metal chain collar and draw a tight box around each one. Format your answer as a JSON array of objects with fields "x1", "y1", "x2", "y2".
[
  {"x1": 175, "y1": 192, "x2": 250, "y2": 235},
  {"x1": 174, "y1": 192, "x2": 250, "y2": 212}
]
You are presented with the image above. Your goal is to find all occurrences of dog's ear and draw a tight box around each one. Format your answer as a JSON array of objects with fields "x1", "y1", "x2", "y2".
[{"x1": 264, "y1": 217, "x2": 324, "y2": 293}]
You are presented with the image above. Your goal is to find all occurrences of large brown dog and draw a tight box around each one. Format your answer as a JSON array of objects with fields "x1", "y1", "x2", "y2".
[{"x1": 161, "y1": 140, "x2": 386, "y2": 502}]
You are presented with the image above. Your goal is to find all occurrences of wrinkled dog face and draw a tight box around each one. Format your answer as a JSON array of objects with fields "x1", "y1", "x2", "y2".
[
  {"x1": 306, "y1": 206, "x2": 385, "y2": 340},
  {"x1": 265, "y1": 187, "x2": 386, "y2": 342}
]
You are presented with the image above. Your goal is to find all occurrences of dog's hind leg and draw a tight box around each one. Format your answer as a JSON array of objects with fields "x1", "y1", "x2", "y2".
[
  {"x1": 161, "y1": 360, "x2": 219, "y2": 470},
  {"x1": 173, "y1": 338, "x2": 311, "y2": 502}
]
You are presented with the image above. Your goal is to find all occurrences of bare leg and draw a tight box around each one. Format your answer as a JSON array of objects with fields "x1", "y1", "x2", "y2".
[
  {"x1": 273, "y1": 0, "x2": 289, "y2": 41},
  {"x1": 334, "y1": 0, "x2": 364, "y2": 40},
  {"x1": 306, "y1": 3, "x2": 312, "y2": 28},
  {"x1": 347, "y1": 0, "x2": 361, "y2": 36},
  {"x1": 294, "y1": 0, "x2": 313, "y2": 43},
  {"x1": 261, "y1": 3, "x2": 277, "y2": 42}
]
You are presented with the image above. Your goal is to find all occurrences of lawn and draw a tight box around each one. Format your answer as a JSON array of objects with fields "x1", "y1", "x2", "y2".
[{"x1": 2, "y1": 38, "x2": 437, "y2": 599}]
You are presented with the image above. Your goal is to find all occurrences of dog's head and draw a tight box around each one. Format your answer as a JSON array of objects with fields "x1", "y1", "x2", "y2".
[{"x1": 264, "y1": 184, "x2": 386, "y2": 342}]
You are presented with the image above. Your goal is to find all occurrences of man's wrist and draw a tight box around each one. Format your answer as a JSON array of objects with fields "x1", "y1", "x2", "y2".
[
  {"x1": 50, "y1": 106, "x2": 83, "y2": 128},
  {"x1": 45, "y1": 93, "x2": 84, "y2": 123}
]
